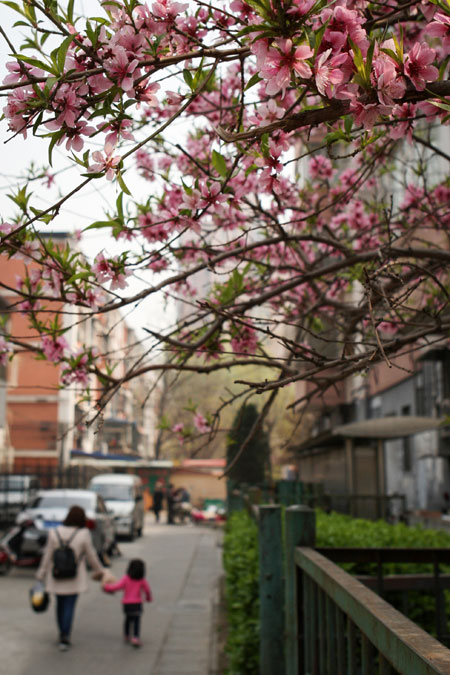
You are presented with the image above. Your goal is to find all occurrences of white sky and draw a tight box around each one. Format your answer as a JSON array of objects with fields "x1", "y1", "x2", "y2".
[{"x1": 0, "y1": 2, "x2": 175, "y2": 339}]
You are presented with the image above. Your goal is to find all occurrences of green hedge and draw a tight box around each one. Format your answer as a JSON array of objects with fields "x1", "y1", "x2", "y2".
[
  {"x1": 223, "y1": 509, "x2": 450, "y2": 671},
  {"x1": 223, "y1": 511, "x2": 260, "y2": 675}
]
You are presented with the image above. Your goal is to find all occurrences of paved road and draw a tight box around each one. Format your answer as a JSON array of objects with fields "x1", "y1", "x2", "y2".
[{"x1": 0, "y1": 516, "x2": 224, "y2": 675}]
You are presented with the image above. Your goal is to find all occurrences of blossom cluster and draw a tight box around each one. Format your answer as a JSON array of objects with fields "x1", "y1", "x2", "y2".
[{"x1": 0, "y1": 0, "x2": 449, "y2": 406}]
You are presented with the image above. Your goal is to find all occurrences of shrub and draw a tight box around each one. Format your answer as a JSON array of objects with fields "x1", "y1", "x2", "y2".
[{"x1": 223, "y1": 510, "x2": 260, "y2": 674}]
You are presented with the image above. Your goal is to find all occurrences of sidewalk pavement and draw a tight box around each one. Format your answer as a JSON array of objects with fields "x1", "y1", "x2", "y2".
[{"x1": 0, "y1": 515, "x2": 225, "y2": 675}]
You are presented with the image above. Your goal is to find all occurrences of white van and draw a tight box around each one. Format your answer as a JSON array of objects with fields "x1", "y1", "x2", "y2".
[{"x1": 88, "y1": 474, "x2": 145, "y2": 540}]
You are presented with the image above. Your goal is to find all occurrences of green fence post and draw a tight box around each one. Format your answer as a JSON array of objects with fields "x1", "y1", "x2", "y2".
[
  {"x1": 278, "y1": 480, "x2": 295, "y2": 506},
  {"x1": 259, "y1": 505, "x2": 285, "y2": 675},
  {"x1": 285, "y1": 505, "x2": 316, "y2": 675},
  {"x1": 295, "y1": 481, "x2": 303, "y2": 505}
]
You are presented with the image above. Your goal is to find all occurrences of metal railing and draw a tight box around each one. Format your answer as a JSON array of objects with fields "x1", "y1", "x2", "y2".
[
  {"x1": 249, "y1": 503, "x2": 450, "y2": 675},
  {"x1": 297, "y1": 546, "x2": 450, "y2": 674}
]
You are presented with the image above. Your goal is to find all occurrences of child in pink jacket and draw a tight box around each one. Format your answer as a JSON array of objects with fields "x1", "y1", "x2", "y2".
[{"x1": 103, "y1": 558, "x2": 152, "y2": 647}]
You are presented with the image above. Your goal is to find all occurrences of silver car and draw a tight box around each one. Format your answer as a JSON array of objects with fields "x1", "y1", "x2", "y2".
[{"x1": 16, "y1": 489, "x2": 116, "y2": 560}]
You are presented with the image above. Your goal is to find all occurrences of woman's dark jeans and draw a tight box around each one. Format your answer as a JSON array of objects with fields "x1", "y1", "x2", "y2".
[{"x1": 56, "y1": 594, "x2": 78, "y2": 639}]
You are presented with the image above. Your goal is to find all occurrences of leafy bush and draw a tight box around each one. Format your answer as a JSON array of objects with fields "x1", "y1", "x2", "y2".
[
  {"x1": 223, "y1": 511, "x2": 260, "y2": 675},
  {"x1": 316, "y1": 510, "x2": 450, "y2": 635}
]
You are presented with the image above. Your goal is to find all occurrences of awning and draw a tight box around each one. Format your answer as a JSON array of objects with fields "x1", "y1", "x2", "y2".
[{"x1": 333, "y1": 416, "x2": 446, "y2": 440}]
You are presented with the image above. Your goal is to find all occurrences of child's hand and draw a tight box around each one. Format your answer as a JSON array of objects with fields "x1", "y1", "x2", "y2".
[{"x1": 101, "y1": 570, "x2": 118, "y2": 587}]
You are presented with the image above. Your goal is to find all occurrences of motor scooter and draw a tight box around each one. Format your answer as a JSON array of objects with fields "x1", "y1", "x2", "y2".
[{"x1": 0, "y1": 518, "x2": 47, "y2": 575}]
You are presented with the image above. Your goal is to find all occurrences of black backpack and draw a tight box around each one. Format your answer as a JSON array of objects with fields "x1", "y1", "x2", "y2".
[{"x1": 52, "y1": 528, "x2": 79, "y2": 579}]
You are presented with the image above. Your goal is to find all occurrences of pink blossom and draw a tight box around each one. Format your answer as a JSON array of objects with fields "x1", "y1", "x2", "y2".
[
  {"x1": 13, "y1": 238, "x2": 40, "y2": 261},
  {"x1": 309, "y1": 155, "x2": 334, "y2": 180},
  {"x1": 389, "y1": 103, "x2": 416, "y2": 144},
  {"x1": 0, "y1": 336, "x2": 13, "y2": 366},
  {"x1": 314, "y1": 49, "x2": 348, "y2": 97},
  {"x1": 41, "y1": 335, "x2": 69, "y2": 362},
  {"x1": 42, "y1": 171, "x2": 55, "y2": 188},
  {"x1": 400, "y1": 184, "x2": 424, "y2": 210},
  {"x1": 193, "y1": 412, "x2": 211, "y2": 434},
  {"x1": 260, "y1": 39, "x2": 313, "y2": 96},
  {"x1": 350, "y1": 100, "x2": 390, "y2": 129},
  {"x1": 172, "y1": 422, "x2": 184, "y2": 433},
  {"x1": 166, "y1": 91, "x2": 183, "y2": 105},
  {"x1": 61, "y1": 366, "x2": 89, "y2": 387},
  {"x1": 377, "y1": 321, "x2": 398, "y2": 335},
  {"x1": 0, "y1": 222, "x2": 15, "y2": 236},
  {"x1": 404, "y1": 43, "x2": 438, "y2": 91},
  {"x1": 250, "y1": 40, "x2": 270, "y2": 71},
  {"x1": 371, "y1": 56, "x2": 406, "y2": 106},
  {"x1": 92, "y1": 252, "x2": 113, "y2": 283},
  {"x1": 287, "y1": 0, "x2": 315, "y2": 18},
  {"x1": 88, "y1": 142, "x2": 121, "y2": 180},
  {"x1": 135, "y1": 80, "x2": 160, "y2": 107},
  {"x1": 148, "y1": 255, "x2": 169, "y2": 272},
  {"x1": 101, "y1": 119, "x2": 135, "y2": 147},
  {"x1": 197, "y1": 182, "x2": 228, "y2": 209},
  {"x1": 104, "y1": 46, "x2": 139, "y2": 92},
  {"x1": 426, "y1": 12, "x2": 450, "y2": 55},
  {"x1": 319, "y1": 5, "x2": 369, "y2": 54},
  {"x1": 48, "y1": 83, "x2": 83, "y2": 129},
  {"x1": 230, "y1": 323, "x2": 258, "y2": 355},
  {"x1": 45, "y1": 118, "x2": 95, "y2": 152},
  {"x1": 252, "y1": 99, "x2": 284, "y2": 127},
  {"x1": 109, "y1": 268, "x2": 131, "y2": 291}
]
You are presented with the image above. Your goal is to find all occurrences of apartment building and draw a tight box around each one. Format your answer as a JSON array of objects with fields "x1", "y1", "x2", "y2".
[
  {"x1": 291, "y1": 126, "x2": 450, "y2": 519},
  {"x1": 0, "y1": 233, "x2": 156, "y2": 470}
]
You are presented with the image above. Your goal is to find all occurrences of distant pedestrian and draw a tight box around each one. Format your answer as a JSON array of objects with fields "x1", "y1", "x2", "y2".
[
  {"x1": 103, "y1": 558, "x2": 152, "y2": 647},
  {"x1": 152, "y1": 481, "x2": 164, "y2": 523},
  {"x1": 167, "y1": 483, "x2": 176, "y2": 524},
  {"x1": 35, "y1": 505, "x2": 105, "y2": 651}
]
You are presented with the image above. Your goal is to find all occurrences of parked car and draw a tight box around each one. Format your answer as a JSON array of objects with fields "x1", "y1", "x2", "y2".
[
  {"x1": 15, "y1": 489, "x2": 116, "y2": 560},
  {"x1": 88, "y1": 474, "x2": 145, "y2": 540},
  {"x1": 0, "y1": 475, "x2": 40, "y2": 523}
]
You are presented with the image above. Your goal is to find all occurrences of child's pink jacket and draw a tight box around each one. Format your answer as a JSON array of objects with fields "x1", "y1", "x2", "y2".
[{"x1": 104, "y1": 574, "x2": 152, "y2": 604}]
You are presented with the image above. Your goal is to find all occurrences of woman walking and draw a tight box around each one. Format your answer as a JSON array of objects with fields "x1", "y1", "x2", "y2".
[{"x1": 36, "y1": 505, "x2": 105, "y2": 651}]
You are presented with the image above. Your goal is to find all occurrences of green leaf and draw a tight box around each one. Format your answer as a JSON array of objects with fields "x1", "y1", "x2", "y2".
[
  {"x1": 380, "y1": 47, "x2": 402, "y2": 68},
  {"x1": 365, "y1": 40, "x2": 375, "y2": 82},
  {"x1": 313, "y1": 17, "x2": 330, "y2": 57},
  {"x1": 324, "y1": 130, "x2": 346, "y2": 144},
  {"x1": 66, "y1": 0, "x2": 75, "y2": 23},
  {"x1": 428, "y1": 100, "x2": 450, "y2": 112},
  {"x1": 47, "y1": 132, "x2": 61, "y2": 166},
  {"x1": 116, "y1": 191, "x2": 124, "y2": 219},
  {"x1": 344, "y1": 115, "x2": 353, "y2": 135},
  {"x1": 212, "y1": 150, "x2": 228, "y2": 178},
  {"x1": 116, "y1": 173, "x2": 132, "y2": 196},
  {"x1": 57, "y1": 34, "x2": 75, "y2": 73},
  {"x1": 260, "y1": 132, "x2": 270, "y2": 157},
  {"x1": 13, "y1": 54, "x2": 57, "y2": 75},
  {"x1": 183, "y1": 69, "x2": 193, "y2": 89},
  {"x1": 84, "y1": 221, "x2": 115, "y2": 231},
  {"x1": 245, "y1": 73, "x2": 262, "y2": 91},
  {"x1": 1, "y1": 2, "x2": 22, "y2": 14}
]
